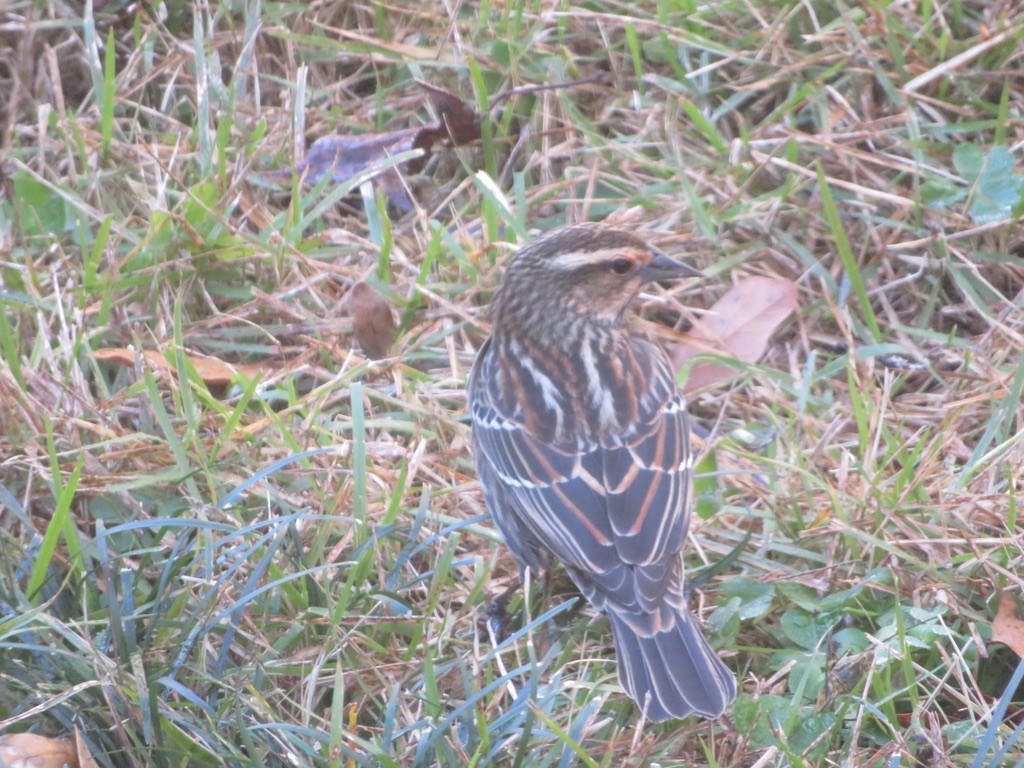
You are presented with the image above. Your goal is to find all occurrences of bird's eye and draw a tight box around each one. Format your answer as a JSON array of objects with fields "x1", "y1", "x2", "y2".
[{"x1": 609, "y1": 258, "x2": 633, "y2": 275}]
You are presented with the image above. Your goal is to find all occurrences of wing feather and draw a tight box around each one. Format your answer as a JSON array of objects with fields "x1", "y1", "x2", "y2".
[{"x1": 470, "y1": 337, "x2": 693, "y2": 614}]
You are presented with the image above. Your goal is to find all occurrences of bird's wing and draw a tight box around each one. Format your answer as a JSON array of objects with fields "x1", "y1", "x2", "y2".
[{"x1": 470, "y1": 339, "x2": 692, "y2": 613}]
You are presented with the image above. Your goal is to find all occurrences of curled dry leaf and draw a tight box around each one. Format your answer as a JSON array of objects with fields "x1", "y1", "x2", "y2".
[
  {"x1": 287, "y1": 130, "x2": 421, "y2": 212},
  {"x1": 670, "y1": 276, "x2": 798, "y2": 393},
  {"x1": 93, "y1": 348, "x2": 268, "y2": 390},
  {"x1": 349, "y1": 281, "x2": 397, "y2": 360},
  {"x1": 415, "y1": 80, "x2": 482, "y2": 146},
  {"x1": 271, "y1": 81, "x2": 482, "y2": 213},
  {"x1": 266, "y1": 77, "x2": 604, "y2": 213},
  {"x1": 0, "y1": 733, "x2": 78, "y2": 768},
  {"x1": 992, "y1": 590, "x2": 1024, "y2": 658}
]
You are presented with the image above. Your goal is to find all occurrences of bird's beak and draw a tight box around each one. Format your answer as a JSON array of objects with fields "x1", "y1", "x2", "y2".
[{"x1": 639, "y1": 249, "x2": 704, "y2": 282}]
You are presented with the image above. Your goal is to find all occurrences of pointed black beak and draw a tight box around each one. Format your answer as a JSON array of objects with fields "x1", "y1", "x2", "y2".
[{"x1": 638, "y1": 249, "x2": 704, "y2": 282}]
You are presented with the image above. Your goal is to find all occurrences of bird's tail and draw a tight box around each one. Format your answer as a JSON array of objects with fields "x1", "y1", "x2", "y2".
[{"x1": 608, "y1": 606, "x2": 736, "y2": 722}]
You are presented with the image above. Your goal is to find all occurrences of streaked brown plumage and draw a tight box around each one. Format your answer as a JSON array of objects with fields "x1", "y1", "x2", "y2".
[{"x1": 468, "y1": 223, "x2": 736, "y2": 721}]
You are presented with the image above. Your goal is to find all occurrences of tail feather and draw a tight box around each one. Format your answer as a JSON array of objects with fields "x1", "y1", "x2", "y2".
[{"x1": 608, "y1": 607, "x2": 736, "y2": 721}]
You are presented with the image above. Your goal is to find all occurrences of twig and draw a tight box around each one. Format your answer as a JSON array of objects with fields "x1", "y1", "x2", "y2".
[{"x1": 489, "y1": 72, "x2": 606, "y2": 108}]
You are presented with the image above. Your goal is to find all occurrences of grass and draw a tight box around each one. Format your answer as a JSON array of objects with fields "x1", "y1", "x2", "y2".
[{"x1": 1, "y1": 0, "x2": 1023, "y2": 766}]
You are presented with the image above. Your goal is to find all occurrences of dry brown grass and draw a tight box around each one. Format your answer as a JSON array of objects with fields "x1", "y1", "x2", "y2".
[{"x1": 1, "y1": 1, "x2": 1023, "y2": 766}]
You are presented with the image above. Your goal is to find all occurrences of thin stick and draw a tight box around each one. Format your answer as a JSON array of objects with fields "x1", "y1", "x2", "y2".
[{"x1": 489, "y1": 72, "x2": 606, "y2": 108}]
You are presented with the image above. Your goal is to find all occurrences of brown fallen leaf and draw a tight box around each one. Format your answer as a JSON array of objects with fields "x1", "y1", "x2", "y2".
[
  {"x1": 992, "y1": 590, "x2": 1024, "y2": 658},
  {"x1": 74, "y1": 727, "x2": 100, "y2": 768},
  {"x1": 349, "y1": 281, "x2": 397, "y2": 360},
  {"x1": 94, "y1": 348, "x2": 268, "y2": 389},
  {"x1": 0, "y1": 733, "x2": 78, "y2": 768},
  {"x1": 670, "y1": 276, "x2": 798, "y2": 393},
  {"x1": 416, "y1": 80, "x2": 482, "y2": 146}
]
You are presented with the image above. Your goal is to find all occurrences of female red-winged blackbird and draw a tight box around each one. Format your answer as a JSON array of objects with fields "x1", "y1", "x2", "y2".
[{"x1": 468, "y1": 223, "x2": 736, "y2": 721}]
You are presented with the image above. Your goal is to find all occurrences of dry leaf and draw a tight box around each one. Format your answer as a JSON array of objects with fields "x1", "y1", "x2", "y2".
[
  {"x1": 349, "y1": 281, "x2": 397, "y2": 359},
  {"x1": 93, "y1": 348, "x2": 268, "y2": 389},
  {"x1": 270, "y1": 81, "x2": 482, "y2": 212},
  {"x1": 671, "y1": 276, "x2": 798, "y2": 392},
  {"x1": 288, "y1": 129, "x2": 422, "y2": 211},
  {"x1": 0, "y1": 733, "x2": 78, "y2": 768},
  {"x1": 266, "y1": 78, "x2": 601, "y2": 213},
  {"x1": 992, "y1": 590, "x2": 1024, "y2": 657},
  {"x1": 415, "y1": 80, "x2": 482, "y2": 146},
  {"x1": 73, "y1": 728, "x2": 100, "y2": 768}
]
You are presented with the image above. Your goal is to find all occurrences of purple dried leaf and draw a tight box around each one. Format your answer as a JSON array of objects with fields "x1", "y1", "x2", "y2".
[{"x1": 296, "y1": 129, "x2": 421, "y2": 185}]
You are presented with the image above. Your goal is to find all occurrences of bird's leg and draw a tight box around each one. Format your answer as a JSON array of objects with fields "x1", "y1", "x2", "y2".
[
  {"x1": 486, "y1": 575, "x2": 524, "y2": 643},
  {"x1": 487, "y1": 576, "x2": 523, "y2": 617},
  {"x1": 541, "y1": 566, "x2": 555, "y2": 603}
]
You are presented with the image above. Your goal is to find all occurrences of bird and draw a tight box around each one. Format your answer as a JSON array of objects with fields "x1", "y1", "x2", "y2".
[{"x1": 468, "y1": 222, "x2": 736, "y2": 722}]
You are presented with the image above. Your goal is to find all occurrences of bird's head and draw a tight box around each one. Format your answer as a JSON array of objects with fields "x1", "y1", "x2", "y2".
[{"x1": 491, "y1": 223, "x2": 701, "y2": 335}]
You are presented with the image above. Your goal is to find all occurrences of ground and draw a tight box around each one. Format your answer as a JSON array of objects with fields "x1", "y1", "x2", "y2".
[{"x1": 1, "y1": 1, "x2": 1023, "y2": 767}]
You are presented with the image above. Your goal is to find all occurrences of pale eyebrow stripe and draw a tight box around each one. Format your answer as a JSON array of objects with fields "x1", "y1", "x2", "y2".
[{"x1": 548, "y1": 247, "x2": 643, "y2": 270}]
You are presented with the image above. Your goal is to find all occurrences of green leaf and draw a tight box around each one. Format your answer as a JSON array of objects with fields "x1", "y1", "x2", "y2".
[
  {"x1": 830, "y1": 627, "x2": 870, "y2": 654},
  {"x1": 731, "y1": 694, "x2": 789, "y2": 750},
  {"x1": 973, "y1": 178, "x2": 1024, "y2": 225},
  {"x1": 788, "y1": 711, "x2": 837, "y2": 755},
  {"x1": 780, "y1": 608, "x2": 836, "y2": 650},
  {"x1": 980, "y1": 144, "x2": 1016, "y2": 177},
  {"x1": 972, "y1": 145, "x2": 1024, "y2": 223},
  {"x1": 818, "y1": 581, "x2": 866, "y2": 612},
  {"x1": 27, "y1": 460, "x2": 82, "y2": 603},
  {"x1": 776, "y1": 581, "x2": 823, "y2": 611},
  {"x1": 13, "y1": 172, "x2": 68, "y2": 236},
  {"x1": 705, "y1": 596, "x2": 742, "y2": 643},
  {"x1": 952, "y1": 143, "x2": 984, "y2": 177},
  {"x1": 952, "y1": 144, "x2": 1024, "y2": 223},
  {"x1": 718, "y1": 576, "x2": 775, "y2": 620},
  {"x1": 816, "y1": 162, "x2": 882, "y2": 341},
  {"x1": 788, "y1": 658, "x2": 825, "y2": 701},
  {"x1": 919, "y1": 179, "x2": 965, "y2": 208},
  {"x1": 693, "y1": 448, "x2": 721, "y2": 520}
]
